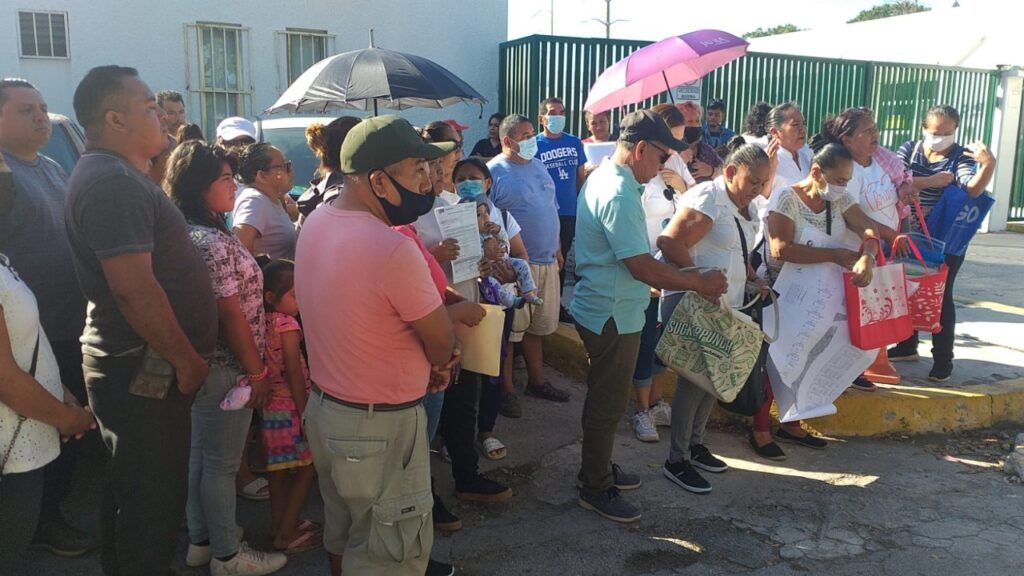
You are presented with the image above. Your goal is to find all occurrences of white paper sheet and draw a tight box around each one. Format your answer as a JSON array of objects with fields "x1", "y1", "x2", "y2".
[
  {"x1": 434, "y1": 203, "x2": 483, "y2": 284},
  {"x1": 764, "y1": 226, "x2": 877, "y2": 423},
  {"x1": 584, "y1": 142, "x2": 616, "y2": 166}
]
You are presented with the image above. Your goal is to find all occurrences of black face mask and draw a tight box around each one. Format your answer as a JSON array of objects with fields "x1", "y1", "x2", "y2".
[
  {"x1": 371, "y1": 169, "x2": 435, "y2": 226},
  {"x1": 684, "y1": 126, "x2": 702, "y2": 144}
]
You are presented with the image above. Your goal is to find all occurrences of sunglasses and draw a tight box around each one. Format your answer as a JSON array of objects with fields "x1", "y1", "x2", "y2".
[
  {"x1": 265, "y1": 160, "x2": 293, "y2": 174},
  {"x1": 648, "y1": 141, "x2": 671, "y2": 164}
]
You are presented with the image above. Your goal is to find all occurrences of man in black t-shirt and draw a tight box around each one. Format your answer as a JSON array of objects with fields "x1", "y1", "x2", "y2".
[{"x1": 64, "y1": 65, "x2": 217, "y2": 576}]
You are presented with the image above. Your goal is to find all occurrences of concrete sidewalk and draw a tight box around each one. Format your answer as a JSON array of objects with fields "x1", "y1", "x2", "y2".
[{"x1": 28, "y1": 366, "x2": 1024, "y2": 576}]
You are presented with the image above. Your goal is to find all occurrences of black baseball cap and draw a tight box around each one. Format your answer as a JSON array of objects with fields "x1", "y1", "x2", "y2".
[{"x1": 618, "y1": 109, "x2": 688, "y2": 152}]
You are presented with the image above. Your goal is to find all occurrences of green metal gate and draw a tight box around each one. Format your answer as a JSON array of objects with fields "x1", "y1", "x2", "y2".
[{"x1": 499, "y1": 34, "x2": 998, "y2": 152}]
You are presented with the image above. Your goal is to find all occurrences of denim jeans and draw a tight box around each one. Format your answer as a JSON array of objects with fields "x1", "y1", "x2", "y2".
[
  {"x1": 423, "y1": 390, "x2": 445, "y2": 443},
  {"x1": 632, "y1": 297, "x2": 664, "y2": 388},
  {"x1": 186, "y1": 365, "x2": 253, "y2": 558},
  {"x1": 661, "y1": 292, "x2": 717, "y2": 462},
  {"x1": 0, "y1": 467, "x2": 43, "y2": 575},
  {"x1": 83, "y1": 353, "x2": 192, "y2": 576}
]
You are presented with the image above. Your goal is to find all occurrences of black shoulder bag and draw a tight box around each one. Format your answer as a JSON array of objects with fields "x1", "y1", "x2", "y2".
[{"x1": 719, "y1": 218, "x2": 770, "y2": 417}]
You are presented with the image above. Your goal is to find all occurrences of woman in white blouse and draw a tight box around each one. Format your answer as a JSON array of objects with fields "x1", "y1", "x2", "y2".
[
  {"x1": 0, "y1": 254, "x2": 95, "y2": 570},
  {"x1": 656, "y1": 139, "x2": 770, "y2": 493}
]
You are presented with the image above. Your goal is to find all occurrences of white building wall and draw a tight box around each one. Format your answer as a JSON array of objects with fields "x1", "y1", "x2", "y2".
[{"x1": 1, "y1": 0, "x2": 508, "y2": 147}]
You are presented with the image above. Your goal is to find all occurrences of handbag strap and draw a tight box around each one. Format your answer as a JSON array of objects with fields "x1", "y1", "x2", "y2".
[
  {"x1": 826, "y1": 200, "x2": 832, "y2": 236},
  {"x1": 1, "y1": 332, "x2": 38, "y2": 476}
]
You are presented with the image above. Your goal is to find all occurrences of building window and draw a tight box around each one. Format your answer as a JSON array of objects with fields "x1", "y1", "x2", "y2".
[
  {"x1": 194, "y1": 23, "x2": 249, "y2": 139},
  {"x1": 284, "y1": 29, "x2": 331, "y2": 85},
  {"x1": 18, "y1": 11, "x2": 69, "y2": 58}
]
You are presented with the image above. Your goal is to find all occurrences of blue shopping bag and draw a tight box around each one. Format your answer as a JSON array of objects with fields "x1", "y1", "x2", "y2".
[{"x1": 924, "y1": 183, "x2": 994, "y2": 257}]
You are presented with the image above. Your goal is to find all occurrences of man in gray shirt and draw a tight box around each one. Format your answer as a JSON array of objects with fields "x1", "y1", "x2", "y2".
[
  {"x1": 0, "y1": 78, "x2": 93, "y2": 557},
  {"x1": 64, "y1": 65, "x2": 217, "y2": 576}
]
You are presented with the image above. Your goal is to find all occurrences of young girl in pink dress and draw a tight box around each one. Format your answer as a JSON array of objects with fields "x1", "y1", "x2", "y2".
[{"x1": 260, "y1": 260, "x2": 320, "y2": 554}]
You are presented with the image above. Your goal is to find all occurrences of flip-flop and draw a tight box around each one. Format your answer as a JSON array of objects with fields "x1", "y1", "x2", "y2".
[
  {"x1": 477, "y1": 437, "x2": 507, "y2": 461},
  {"x1": 296, "y1": 519, "x2": 322, "y2": 533},
  {"x1": 237, "y1": 477, "x2": 270, "y2": 501},
  {"x1": 275, "y1": 529, "x2": 322, "y2": 555}
]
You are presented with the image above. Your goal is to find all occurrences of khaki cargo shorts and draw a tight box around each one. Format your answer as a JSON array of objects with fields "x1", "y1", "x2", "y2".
[{"x1": 509, "y1": 261, "x2": 561, "y2": 343}]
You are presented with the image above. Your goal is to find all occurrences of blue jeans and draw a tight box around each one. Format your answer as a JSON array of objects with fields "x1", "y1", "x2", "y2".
[
  {"x1": 423, "y1": 390, "x2": 445, "y2": 442},
  {"x1": 632, "y1": 297, "x2": 664, "y2": 388},
  {"x1": 186, "y1": 365, "x2": 253, "y2": 558}
]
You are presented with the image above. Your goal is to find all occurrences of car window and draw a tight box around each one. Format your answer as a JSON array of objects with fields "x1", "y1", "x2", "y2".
[
  {"x1": 42, "y1": 122, "x2": 80, "y2": 175},
  {"x1": 260, "y1": 126, "x2": 318, "y2": 192}
]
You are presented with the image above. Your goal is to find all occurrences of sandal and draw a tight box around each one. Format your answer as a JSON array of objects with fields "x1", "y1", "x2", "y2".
[
  {"x1": 237, "y1": 477, "x2": 270, "y2": 501},
  {"x1": 296, "y1": 519, "x2": 322, "y2": 533},
  {"x1": 477, "y1": 437, "x2": 507, "y2": 461},
  {"x1": 274, "y1": 529, "x2": 322, "y2": 555},
  {"x1": 524, "y1": 381, "x2": 570, "y2": 403}
]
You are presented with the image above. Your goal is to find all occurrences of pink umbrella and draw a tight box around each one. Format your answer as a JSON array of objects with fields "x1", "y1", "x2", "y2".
[{"x1": 584, "y1": 30, "x2": 749, "y2": 114}]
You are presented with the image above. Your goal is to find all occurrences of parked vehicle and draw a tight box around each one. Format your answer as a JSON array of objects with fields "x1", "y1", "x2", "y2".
[
  {"x1": 43, "y1": 113, "x2": 86, "y2": 174},
  {"x1": 256, "y1": 116, "x2": 338, "y2": 195}
]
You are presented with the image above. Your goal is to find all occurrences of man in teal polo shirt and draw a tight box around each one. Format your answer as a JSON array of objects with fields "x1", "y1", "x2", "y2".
[{"x1": 571, "y1": 110, "x2": 728, "y2": 524}]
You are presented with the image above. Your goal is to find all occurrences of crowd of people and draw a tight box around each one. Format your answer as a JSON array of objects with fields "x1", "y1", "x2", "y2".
[{"x1": 0, "y1": 61, "x2": 998, "y2": 576}]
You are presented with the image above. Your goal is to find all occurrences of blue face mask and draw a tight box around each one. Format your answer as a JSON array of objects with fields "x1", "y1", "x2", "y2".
[
  {"x1": 456, "y1": 179, "x2": 485, "y2": 200},
  {"x1": 546, "y1": 115, "x2": 566, "y2": 135},
  {"x1": 516, "y1": 136, "x2": 538, "y2": 161}
]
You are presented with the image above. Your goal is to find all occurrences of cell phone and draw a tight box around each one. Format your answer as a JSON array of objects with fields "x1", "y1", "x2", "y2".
[{"x1": 128, "y1": 345, "x2": 175, "y2": 400}]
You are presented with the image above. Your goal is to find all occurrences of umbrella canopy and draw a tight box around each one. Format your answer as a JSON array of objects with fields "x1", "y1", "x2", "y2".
[
  {"x1": 584, "y1": 30, "x2": 748, "y2": 114},
  {"x1": 266, "y1": 44, "x2": 487, "y2": 115}
]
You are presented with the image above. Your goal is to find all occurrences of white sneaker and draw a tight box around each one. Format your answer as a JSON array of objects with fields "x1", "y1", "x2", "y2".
[
  {"x1": 650, "y1": 400, "x2": 672, "y2": 428},
  {"x1": 186, "y1": 525, "x2": 245, "y2": 567},
  {"x1": 632, "y1": 410, "x2": 659, "y2": 442},
  {"x1": 210, "y1": 542, "x2": 287, "y2": 576}
]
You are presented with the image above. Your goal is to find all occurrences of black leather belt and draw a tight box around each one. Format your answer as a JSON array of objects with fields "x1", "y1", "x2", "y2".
[{"x1": 312, "y1": 383, "x2": 422, "y2": 412}]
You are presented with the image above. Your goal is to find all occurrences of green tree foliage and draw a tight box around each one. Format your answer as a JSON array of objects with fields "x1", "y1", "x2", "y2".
[
  {"x1": 847, "y1": 1, "x2": 931, "y2": 23},
  {"x1": 743, "y1": 24, "x2": 802, "y2": 39}
]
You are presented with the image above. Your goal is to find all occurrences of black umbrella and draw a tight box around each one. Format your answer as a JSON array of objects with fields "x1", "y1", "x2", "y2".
[{"x1": 266, "y1": 30, "x2": 486, "y2": 116}]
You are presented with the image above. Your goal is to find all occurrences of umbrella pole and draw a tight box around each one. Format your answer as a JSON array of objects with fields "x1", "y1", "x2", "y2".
[
  {"x1": 373, "y1": 98, "x2": 378, "y2": 117},
  {"x1": 663, "y1": 71, "x2": 675, "y2": 104}
]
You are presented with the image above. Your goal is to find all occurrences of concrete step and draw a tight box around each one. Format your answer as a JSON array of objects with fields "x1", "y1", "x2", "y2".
[{"x1": 542, "y1": 323, "x2": 1024, "y2": 437}]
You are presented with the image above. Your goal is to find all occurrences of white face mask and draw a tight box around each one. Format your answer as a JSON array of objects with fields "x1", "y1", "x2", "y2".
[
  {"x1": 923, "y1": 130, "x2": 955, "y2": 152},
  {"x1": 818, "y1": 182, "x2": 848, "y2": 201},
  {"x1": 516, "y1": 136, "x2": 538, "y2": 161}
]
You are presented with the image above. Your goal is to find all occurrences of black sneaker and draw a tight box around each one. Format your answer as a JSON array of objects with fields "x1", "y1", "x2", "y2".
[
  {"x1": 577, "y1": 462, "x2": 642, "y2": 491},
  {"x1": 426, "y1": 558, "x2": 456, "y2": 576},
  {"x1": 888, "y1": 343, "x2": 919, "y2": 362},
  {"x1": 849, "y1": 375, "x2": 878, "y2": 392},
  {"x1": 31, "y1": 518, "x2": 97, "y2": 557},
  {"x1": 928, "y1": 360, "x2": 953, "y2": 382},
  {"x1": 775, "y1": 427, "x2": 828, "y2": 449},
  {"x1": 454, "y1": 474, "x2": 512, "y2": 503},
  {"x1": 559, "y1": 307, "x2": 574, "y2": 324},
  {"x1": 498, "y1": 392, "x2": 522, "y2": 419},
  {"x1": 662, "y1": 459, "x2": 712, "y2": 494},
  {"x1": 689, "y1": 444, "x2": 728, "y2": 473},
  {"x1": 433, "y1": 492, "x2": 462, "y2": 533},
  {"x1": 748, "y1": 432, "x2": 787, "y2": 461},
  {"x1": 578, "y1": 486, "x2": 641, "y2": 523}
]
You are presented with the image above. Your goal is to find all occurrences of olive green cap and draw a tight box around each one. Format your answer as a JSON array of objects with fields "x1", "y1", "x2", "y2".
[{"x1": 339, "y1": 114, "x2": 456, "y2": 174}]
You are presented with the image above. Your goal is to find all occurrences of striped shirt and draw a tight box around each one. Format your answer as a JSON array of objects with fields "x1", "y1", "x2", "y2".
[{"x1": 896, "y1": 141, "x2": 977, "y2": 208}]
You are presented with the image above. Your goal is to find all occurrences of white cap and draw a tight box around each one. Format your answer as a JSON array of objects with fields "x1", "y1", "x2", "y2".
[{"x1": 215, "y1": 116, "x2": 256, "y2": 141}]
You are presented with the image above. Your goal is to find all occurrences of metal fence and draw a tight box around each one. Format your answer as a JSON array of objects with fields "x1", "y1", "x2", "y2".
[{"x1": 499, "y1": 34, "x2": 999, "y2": 152}]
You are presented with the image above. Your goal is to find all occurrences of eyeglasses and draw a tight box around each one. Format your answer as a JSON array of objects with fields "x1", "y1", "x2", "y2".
[
  {"x1": 265, "y1": 160, "x2": 293, "y2": 174},
  {"x1": 647, "y1": 142, "x2": 671, "y2": 164}
]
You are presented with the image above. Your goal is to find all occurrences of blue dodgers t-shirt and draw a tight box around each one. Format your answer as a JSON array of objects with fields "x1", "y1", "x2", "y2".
[
  {"x1": 486, "y1": 155, "x2": 561, "y2": 264},
  {"x1": 537, "y1": 133, "x2": 586, "y2": 217}
]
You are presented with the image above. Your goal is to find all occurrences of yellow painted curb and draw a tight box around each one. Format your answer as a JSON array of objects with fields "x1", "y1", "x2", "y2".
[{"x1": 541, "y1": 324, "x2": 1024, "y2": 437}]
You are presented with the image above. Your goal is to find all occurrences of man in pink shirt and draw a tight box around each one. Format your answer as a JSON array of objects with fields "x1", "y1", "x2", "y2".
[{"x1": 295, "y1": 115, "x2": 459, "y2": 576}]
